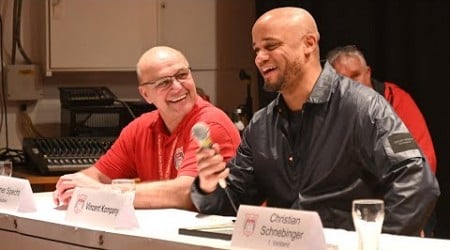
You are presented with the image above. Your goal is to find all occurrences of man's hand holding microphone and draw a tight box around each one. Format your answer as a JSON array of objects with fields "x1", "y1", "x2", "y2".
[
  {"x1": 192, "y1": 122, "x2": 238, "y2": 213},
  {"x1": 195, "y1": 143, "x2": 230, "y2": 193}
]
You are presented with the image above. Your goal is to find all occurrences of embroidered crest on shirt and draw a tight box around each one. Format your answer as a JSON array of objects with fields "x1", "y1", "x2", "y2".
[{"x1": 174, "y1": 146, "x2": 184, "y2": 170}]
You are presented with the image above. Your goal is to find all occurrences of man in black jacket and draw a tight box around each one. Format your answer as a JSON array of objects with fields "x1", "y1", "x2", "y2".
[{"x1": 190, "y1": 7, "x2": 440, "y2": 236}]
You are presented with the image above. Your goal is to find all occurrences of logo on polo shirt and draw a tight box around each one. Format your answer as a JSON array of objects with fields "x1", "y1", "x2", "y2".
[{"x1": 174, "y1": 146, "x2": 184, "y2": 170}]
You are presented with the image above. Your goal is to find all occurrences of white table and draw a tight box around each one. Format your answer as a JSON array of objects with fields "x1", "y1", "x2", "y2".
[{"x1": 1, "y1": 192, "x2": 449, "y2": 250}]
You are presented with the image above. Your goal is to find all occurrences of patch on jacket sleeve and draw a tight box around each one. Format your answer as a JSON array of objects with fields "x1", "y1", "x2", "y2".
[{"x1": 388, "y1": 133, "x2": 418, "y2": 153}]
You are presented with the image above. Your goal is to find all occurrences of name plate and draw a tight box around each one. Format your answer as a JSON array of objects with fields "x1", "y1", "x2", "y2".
[
  {"x1": 231, "y1": 205, "x2": 326, "y2": 250},
  {"x1": 0, "y1": 176, "x2": 36, "y2": 212},
  {"x1": 65, "y1": 187, "x2": 139, "y2": 229}
]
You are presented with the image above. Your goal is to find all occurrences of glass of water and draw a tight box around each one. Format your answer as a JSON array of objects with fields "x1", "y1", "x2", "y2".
[
  {"x1": 111, "y1": 178, "x2": 136, "y2": 204},
  {"x1": 0, "y1": 160, "x2": 13, "y2": 177},
  {"x1": 352, "y1": 199, "x2": 385, "y2": 250}
]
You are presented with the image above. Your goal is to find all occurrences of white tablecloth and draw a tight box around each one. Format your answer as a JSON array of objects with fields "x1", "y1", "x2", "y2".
[{"x1": 1, "y1": 192, "x2": 449, "y2": 250}]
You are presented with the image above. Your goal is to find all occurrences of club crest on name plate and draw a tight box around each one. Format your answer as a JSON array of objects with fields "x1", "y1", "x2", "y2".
[
  {"x1": 243, "y1": 213, "x2": 258, "y2": 237},
  {"x1": 74, "y1": 194, "x2": 87, "y2": 214}
]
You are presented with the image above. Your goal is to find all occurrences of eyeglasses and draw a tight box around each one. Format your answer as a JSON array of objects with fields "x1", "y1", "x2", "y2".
[{"x1": 140, "y1": 67, "x2": 191, "y2": 90}]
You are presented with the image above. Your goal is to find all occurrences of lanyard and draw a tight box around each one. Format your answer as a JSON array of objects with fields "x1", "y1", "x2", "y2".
[{"x1": 156, "y1": 133, "x2": 178, "y2": 180}]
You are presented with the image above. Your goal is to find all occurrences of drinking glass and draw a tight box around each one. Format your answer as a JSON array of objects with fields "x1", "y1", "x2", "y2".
[
  {"x1": 111, "y1": 178, "x2": 136, "y2": 203},
  {"x1": 0, "y1": 160, "x2": 13, "y2": 177},
  {"x1": 352, "y1": 199, "x2": 385, "y2": 250}
]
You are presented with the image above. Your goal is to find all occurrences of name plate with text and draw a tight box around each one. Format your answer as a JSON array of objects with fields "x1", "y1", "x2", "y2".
[
  {"x1": 65, "y1": 187, "x2": 139, "y2": 229},
  {"x1": 0, "y1": 176, "x2": 36, "y2": 212},
  {"x1": 231, "y1": 205, "x2": 327, "y2": 250}
]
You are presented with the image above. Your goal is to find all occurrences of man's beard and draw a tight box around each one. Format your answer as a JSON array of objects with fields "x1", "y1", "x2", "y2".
[
  {"x1": 263, "y1": 78, "x2": 283, "y2": 92},
  {"x1": 263, "y1": 60, "x2": 301, "y2": 92}
]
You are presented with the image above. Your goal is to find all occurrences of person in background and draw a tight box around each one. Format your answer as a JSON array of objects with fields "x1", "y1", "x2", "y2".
[
  {"x1": 53, "y1": 46, "x2": 241, "y2": 210},
  {"x1": 190, "y1": 7, "x2": 440, "y2": 236},
  {"x1": 326, "y1": 45, "x2": 437, "y2": 174},
  {"x1": 326, "y1": 44, "x2": 438, "y2": 237}
]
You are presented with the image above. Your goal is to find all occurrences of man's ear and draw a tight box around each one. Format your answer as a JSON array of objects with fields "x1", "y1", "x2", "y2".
[
  {"x1": 303, "y1": 33, "x2": 318, "y2": 55},
  {"x1": 138, "y1": 86, "x2": 153, "y2": 104}
]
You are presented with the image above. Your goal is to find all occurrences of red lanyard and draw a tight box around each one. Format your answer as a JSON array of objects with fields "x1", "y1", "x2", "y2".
[{"x1": 156, "y1": 134, "x2": 178, "y2": 180}]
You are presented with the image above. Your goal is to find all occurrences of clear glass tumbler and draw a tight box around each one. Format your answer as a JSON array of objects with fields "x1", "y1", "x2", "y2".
[
  {"x1": 111, "y1": 178, "x2": 136, "y2": 204},
  {"x1": 0, "y1": 160, "x2": 13, "y2": 177},
  {"x1": 352, "y1": 199, "x2": 385, "y2": 250}
]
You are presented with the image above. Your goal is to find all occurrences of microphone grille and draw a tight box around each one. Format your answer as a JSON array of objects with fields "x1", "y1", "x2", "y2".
[{"x1": 192, "y1": 122, "x2": 210, "y2": 141}]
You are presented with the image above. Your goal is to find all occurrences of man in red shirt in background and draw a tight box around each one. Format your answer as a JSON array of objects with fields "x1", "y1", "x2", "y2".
[
  {"x1": 327, "y1": 45, "x2": 438, "y2": 237},
  {"x1": 327, "y1": 45, "x2": 437, "y2": 174},
  {"x1": 53, "y1": 46, "x2": 241, "y2": 210}
]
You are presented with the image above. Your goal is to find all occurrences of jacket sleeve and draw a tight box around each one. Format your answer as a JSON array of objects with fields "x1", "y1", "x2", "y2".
[
  {"x1": 384, "y1": 82, "x2": 437, "y2": 174},
  {"x1": 191, "y1": 177, "x2": 235, "y2": 215},
  {"x1": 358, "y1": 94, "x2": 440, "y2": 235}
]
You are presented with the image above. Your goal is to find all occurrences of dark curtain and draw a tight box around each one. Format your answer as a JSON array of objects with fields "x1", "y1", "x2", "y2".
[{"x1": 256, "y1": 0, "x2": 450, "y2": 238}]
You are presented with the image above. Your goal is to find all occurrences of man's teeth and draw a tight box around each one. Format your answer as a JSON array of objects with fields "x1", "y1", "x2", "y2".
[
  {"x1": 263, "y1": 67, "x2": 275, "y2": 73},
  {"x1": 170, "y1": 94, "x2": 187, "y2": 102}
]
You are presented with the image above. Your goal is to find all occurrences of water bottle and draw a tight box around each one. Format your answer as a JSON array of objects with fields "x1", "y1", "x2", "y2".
[{"x1": 232, "y1": 108, "x2": 247, "y2": 136}]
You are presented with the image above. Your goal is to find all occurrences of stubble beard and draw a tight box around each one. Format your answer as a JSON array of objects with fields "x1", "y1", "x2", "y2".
[
  {"x1": 263, "y1": 59, "x2": 301, "y2": 93},
  {"x1": 263, "y1": 78, "x2": 284, "y2": 92}
]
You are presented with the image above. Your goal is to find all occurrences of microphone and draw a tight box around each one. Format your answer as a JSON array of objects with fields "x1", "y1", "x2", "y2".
[
  {"x1": 191, "y1": 122, "x2": 213, "y2": 149},
  {"x1": 191, "y1": 122, "x2": 238, "y2": 213},
  {"x1": 191, "y1": 122, "x2": 226, "y2": 189}
]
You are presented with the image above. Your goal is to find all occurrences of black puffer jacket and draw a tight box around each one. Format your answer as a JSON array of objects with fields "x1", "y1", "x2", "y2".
[{"x1": 191, "y1": 62, "x2": 440, "y2": 236}]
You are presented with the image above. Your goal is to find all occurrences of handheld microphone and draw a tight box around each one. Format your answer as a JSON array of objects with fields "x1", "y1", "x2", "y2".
[
  {"x1": 191, "y1": 122, "x2": 213, "y2": 149},
  {"x1": 191, "y1": 122, "x2": 227, "y2": 189},
  {"x1": 191, "y1": 122, "x2": 238, "y2": 213}
]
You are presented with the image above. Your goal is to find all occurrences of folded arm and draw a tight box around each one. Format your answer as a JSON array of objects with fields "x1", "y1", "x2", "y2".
[
  {"x1": 53, "y1": 166, "x2": 195, "y2": 210},
  {"x1": 53, "y1": 166, "x2": 109, "y2": 206}
]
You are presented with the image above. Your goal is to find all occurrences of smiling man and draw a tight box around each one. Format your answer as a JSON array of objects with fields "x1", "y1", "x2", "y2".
[
  {"x1": 53, "y1": 46, "x2": 241, "y2": 210},
  {"x1": 190, "y1": 7, "x2": 440, "y2": 236}
]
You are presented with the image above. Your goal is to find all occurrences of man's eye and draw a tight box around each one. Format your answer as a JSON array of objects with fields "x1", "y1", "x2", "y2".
[
  {"x1": 266, "y1": 44, "x2": 279, "y2": 51},
  {"x1": 265, "y1": 43, "x2": 280, "y2": 51},
  {"x1": 176, "y1": 72, "x2": 189, "y2": 80},
  {"x1": 156, "y1": 78, "x2": 171, "y2": 88}
]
